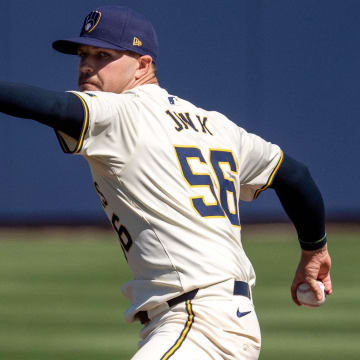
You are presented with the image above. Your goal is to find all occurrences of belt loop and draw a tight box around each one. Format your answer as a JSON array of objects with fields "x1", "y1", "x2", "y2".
[{"x1": 233, "y1": 280, "x2": 251, "y2": 299}]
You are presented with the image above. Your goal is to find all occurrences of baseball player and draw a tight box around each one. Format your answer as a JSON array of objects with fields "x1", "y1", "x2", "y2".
[{"x1": 0, "y1": 5, "x2": 332, "y2": 360}]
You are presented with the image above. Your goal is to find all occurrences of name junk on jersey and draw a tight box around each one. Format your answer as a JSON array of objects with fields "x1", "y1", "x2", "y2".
[{"x1": 165, "y1": 110, "x2": 213, "y2": 135}]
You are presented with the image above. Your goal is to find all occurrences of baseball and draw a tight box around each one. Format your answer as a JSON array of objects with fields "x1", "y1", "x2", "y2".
[{"x1": 296, "y1": 280, "x2": 326, "y2": 307}]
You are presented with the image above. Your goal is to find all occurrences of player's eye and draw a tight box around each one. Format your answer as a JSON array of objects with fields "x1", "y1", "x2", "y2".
[{"x1": 98, "y1": 52, "x2": 110, "y2": 58}]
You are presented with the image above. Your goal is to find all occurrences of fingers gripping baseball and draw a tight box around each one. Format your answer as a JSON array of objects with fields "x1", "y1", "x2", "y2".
[{"x1": 291, "y1": 244, "x2": 332, "y2": 306}]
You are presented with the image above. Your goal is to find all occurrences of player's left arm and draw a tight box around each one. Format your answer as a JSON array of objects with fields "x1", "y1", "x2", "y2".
[
  {"x1": 0, "y1": 81, "x2": 84, "y2": 139},
  {"x1": 269, "y1": 153, "x2": 332, "y2": 305}
]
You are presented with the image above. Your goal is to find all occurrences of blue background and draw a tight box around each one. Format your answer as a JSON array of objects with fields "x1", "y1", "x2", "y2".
[{"x1": 0, "y1": 0, "x2": 359, "y2": 225}]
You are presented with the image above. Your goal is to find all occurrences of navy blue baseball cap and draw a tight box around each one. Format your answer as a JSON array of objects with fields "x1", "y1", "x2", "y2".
[{"x1": 52, "y1": 5, "x2": 159, "y2": 62}]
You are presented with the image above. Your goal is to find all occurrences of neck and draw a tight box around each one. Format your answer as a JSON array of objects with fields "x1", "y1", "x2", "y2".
[
  {"x1": 134, "y1": 71, "x2": 159, "y2": 87},
  {"x1": 122, "y1": 69, "x2": 159, "y2": 93}
]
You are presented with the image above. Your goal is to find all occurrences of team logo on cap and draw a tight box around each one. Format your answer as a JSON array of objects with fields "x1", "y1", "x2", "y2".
[
  {"x1": 83, "y1": 10, "x2": 102, "y2": 33},
  {"x1": 133, "y1": 37, "x2": 142, "y2": 47}
]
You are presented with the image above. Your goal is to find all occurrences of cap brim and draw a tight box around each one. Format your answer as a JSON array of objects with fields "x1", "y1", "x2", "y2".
[{"x1": 52, "y1": 37, "x2": 129, "y2": 55}]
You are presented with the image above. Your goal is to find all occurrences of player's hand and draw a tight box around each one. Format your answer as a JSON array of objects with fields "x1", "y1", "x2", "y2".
[{"x1": 291, "y1": 243, "x2": 332, "y2": 306}]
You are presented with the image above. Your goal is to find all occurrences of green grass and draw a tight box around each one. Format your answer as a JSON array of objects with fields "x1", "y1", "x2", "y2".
[{"x1": 0, "y1": 225, "x2": 358, "y2": 359}]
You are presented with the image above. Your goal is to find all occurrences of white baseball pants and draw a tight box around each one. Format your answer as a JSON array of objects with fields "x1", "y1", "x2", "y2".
[{"x1": 131, "y1": 279, "x2": 261, "y2": 360}]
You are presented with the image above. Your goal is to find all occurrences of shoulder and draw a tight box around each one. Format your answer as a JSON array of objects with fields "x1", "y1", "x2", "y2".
[
  {"x1": 68, "y1": 89, "x2": 140, "y2": 103},
  {"x1": 68, "y1": 90, "x2": 143, "y2": 118}
]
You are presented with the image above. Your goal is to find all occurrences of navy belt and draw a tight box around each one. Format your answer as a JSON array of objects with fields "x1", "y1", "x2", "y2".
[{"x1": 135, "y1": 280, "x2": 250, "y2": 324}]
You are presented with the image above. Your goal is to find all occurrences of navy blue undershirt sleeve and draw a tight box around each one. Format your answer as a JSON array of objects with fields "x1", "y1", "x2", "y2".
[
  {"x1": 0, "y1": 81, "x2": 84, "y2": 139},
  {"x1": 269, "y1": 153, "x2": 327, "y2": 250}
]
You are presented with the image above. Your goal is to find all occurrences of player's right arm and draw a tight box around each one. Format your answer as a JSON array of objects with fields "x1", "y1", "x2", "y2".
[{"x1": 0, "y1": 81, "x2": 84, "y2": 139}]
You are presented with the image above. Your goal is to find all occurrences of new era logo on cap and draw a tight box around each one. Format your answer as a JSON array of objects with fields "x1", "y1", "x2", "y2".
[
  {"x1": 133, "y1": 37, "x2": 142, "y2": 47},
  {"x1": 52, "y1": 6, "x2": 159, "y2": 63}
]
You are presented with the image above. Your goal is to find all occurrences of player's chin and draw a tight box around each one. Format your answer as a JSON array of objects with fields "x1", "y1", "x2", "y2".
[{"x1": 79, "y1": 82, "x2": 102, "y2": 91}]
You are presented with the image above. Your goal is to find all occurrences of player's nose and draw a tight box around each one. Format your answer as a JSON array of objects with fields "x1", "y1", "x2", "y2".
[{"x1": 79, "y1": 56, "x2": 95, "y2": 74}]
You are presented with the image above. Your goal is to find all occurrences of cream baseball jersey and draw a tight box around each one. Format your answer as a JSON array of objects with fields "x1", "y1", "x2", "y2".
[{"x1": 55, "y1": 84, "x2": 283, "y2": 322}]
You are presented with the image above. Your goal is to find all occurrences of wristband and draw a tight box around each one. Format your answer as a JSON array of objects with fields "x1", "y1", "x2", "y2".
[{"x1": 299, "y1": 234, "x2": 327, "y2": 251}]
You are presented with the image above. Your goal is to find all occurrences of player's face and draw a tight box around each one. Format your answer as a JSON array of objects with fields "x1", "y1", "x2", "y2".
[{"x1": 77, "y1": 46, "x2": 139, "y2": 93}]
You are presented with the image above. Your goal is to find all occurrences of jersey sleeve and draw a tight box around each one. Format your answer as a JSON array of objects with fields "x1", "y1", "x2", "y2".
[
  {"x1": 238, "y1": 128, "x2": 283, "y2": 201},
  {"x1": 55, "y1": 91, "x2": 139, "y2": 169},
  {"x1": 54, "y1": 91, "x2": 90, "y2": 154}
]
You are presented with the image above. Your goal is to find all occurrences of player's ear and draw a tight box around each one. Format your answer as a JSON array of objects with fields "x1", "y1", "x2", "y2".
[{"x1": 135, "y1": 55, "x2": 153, "y2": 79}]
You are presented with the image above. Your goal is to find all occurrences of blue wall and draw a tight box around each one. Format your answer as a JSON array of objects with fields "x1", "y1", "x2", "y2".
[{"x1": 0, "y1": 0, "x2": 359, "y2": 225}]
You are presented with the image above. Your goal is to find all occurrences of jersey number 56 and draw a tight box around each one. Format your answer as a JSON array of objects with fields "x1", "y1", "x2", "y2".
[{"x1": 174, "y1": 146, "x2": 240, "y2": 227}]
